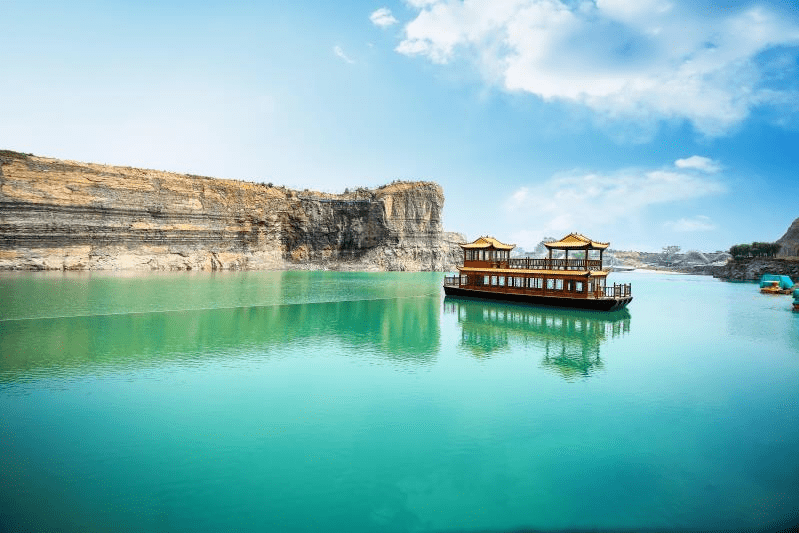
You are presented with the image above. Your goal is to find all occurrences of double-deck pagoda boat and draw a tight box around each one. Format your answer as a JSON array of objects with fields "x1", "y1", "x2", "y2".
[{"x1": 443, "y1": 233, "x2": 632, "y2": 311}]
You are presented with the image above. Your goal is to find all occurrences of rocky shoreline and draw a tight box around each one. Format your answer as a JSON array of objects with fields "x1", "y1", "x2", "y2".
[{"x1": 711, "y1": 257, "x2": 799, "y2": 282}]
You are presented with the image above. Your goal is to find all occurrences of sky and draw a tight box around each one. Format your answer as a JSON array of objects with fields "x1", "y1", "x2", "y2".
[{"x1": 2, "y1": 0, "x2": 799, "y2": 252}]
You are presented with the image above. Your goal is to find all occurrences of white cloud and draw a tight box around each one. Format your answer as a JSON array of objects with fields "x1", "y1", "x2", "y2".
[
  {"x1": 664, "y1": 215, "x2": 717, "y2": 232},
  {"x1": 674, "y1": 156, "x2": 721, "y2": 173},
  {"x1": 334, "y1": 45, "x2": 355, "y2": 64},
  {"x1": 504, "y1": 164, "x2": 726, "y2": 247},
  {"x1": 371, "y1": 8, "x2": 399, "y2": 28},
  {"x1": 396, "y1": 0, "x2": 799, "y2": 135},
  {"x1": 405, "y1": 0, "x2": 439, "y2": 7},
  {"x1": 596, "y1": 0, "x2": 673, "y2": 23}
]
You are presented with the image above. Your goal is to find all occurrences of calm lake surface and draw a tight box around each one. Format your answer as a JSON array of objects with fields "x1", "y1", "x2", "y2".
[{"x1": 2, "y1": 270, "x2": 798, "y2": 532}]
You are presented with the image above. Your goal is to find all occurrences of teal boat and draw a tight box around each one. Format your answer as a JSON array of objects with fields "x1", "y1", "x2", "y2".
[
  {"x1": 759, "y1": 274, "x2": 794, "y2": 294},
  {"x1": 794, "y1": 288, "x2": 799, "y2": 311}
]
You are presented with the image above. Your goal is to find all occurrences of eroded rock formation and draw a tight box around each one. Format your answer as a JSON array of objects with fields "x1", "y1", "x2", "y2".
[
  {"x1": 777, "y1": 217, "x2": 799, "y2": 258},
  {"x1": 0, "y1": 150, "x2": 463, "y2": 271}
]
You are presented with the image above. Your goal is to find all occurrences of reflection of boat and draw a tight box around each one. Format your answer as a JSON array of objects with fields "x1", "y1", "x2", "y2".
[
  {"x1": 793, "y1": 289, "x2": 799, "y2": 312},
  {"x1": 759, "y1": 274, "x2": 794, "y2": 294},
  {"x1": 443, "y1": 234, "x2": 632, "y2": 311},
  {"x1": 444, "y1": 296, "x2": 630, "y2": 379}
]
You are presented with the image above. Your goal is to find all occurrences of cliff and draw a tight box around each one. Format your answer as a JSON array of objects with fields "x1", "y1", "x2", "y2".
[
  {"x1": 777, "y1": 217, "x2": 799, "y2": 258},
  {"x1": 0, "y1": 150, "x2": 463, "y2": 271},
  {"x1": 712, "y1": 257, "x2": 799, "y2": 281}
]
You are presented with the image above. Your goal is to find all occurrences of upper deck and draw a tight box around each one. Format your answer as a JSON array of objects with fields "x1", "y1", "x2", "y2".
[
  {"x1": 463, "y1": 257, "x2": 605, "y2": 272},
  {"x1": 461, "y1": 233, "x2": 609, "y2": 273}
]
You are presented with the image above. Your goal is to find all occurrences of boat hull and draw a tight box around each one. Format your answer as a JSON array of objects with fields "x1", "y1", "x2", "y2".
[
  {"x1": 760, "y1": 287, "x2": 793, "y2": 295},
  {"x1": 443, "y1": 285, "x2": 632, "y2": 311}
]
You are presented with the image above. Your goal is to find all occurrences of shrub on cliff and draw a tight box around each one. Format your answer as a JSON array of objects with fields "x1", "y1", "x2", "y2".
[{"x1": 729, "y1": 242, "x2": 781, "y2": 258}]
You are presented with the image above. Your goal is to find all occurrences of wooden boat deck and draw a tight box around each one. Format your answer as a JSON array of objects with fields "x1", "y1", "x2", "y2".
[{"x1": 443, "y1": 277, "x2": 632, "y2": 311}]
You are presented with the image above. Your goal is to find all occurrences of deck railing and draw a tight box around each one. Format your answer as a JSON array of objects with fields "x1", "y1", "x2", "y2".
[
  {"x1": 505, "y1": 258, "x2": 604, "y2": 271},
  {"x1": 603, "y1": 283, "x2": 632, "y2": 298}
]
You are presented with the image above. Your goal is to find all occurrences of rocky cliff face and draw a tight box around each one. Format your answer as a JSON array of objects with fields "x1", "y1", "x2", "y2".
[
  {"x1": 712, "y1": 257, "x2": 799, "y2": 281},
  {"x1": 0, "y1": 150, "x2": 463, "y2": 271},
  {"x1": 777, "y1": 217, "x2": 799, "y2": 258}
]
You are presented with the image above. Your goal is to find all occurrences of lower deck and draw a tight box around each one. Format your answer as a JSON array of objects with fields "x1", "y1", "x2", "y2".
[
  {"x1": 443, "y1": 285, "x2": 632, "y2": 311},
  {"x1": 443, "y1": 274, "x2": 632, "y2": 311}
]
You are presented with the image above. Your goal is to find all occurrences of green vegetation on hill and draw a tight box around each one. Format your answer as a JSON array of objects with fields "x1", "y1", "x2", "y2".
[{"x1": 729, "y1": 242, "x2": 781, "y2": 259}]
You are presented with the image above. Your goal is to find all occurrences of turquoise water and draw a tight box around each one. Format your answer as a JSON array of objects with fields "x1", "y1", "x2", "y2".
[{"x1": 1, "y1": 270, "x2": 798, "y2": 532}]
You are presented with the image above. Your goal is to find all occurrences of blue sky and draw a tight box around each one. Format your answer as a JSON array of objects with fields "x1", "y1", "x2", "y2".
[{"x1": 2, "y1": 0, "x2": 799, "y2": 252}]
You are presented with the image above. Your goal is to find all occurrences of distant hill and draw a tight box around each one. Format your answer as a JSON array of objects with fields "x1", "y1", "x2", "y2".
[{"x1": 608, "y1": 249, "x2": 730, "y2": 273}]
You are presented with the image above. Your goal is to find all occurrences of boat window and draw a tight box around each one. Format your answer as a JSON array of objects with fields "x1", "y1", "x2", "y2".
[
  {"x1": 555, "y1": 279, "x2": 564, "y2": 290},
  {"x1": 575, "y1": 281, "x2": 583, "y2": 292},
  {"x1": 546, "y1": 279, "x2": 554, "y2": 290}
]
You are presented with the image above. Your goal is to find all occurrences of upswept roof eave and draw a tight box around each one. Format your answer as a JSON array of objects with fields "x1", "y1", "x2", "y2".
[
  {"x1": 460, "y1": 236, "x2": 515, "y2": 250},
  {"x1": 543, "y1": 232, "x2": 609, "y2": 250}
]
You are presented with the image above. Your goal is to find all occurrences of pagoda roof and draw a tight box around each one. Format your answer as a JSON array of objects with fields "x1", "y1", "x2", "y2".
[
  {"x1": 460, "y1": 236, "x2": 515, "y2": 251},
  {"x1": 544, "y1": 233, "x2": 609, "y2": 250}
]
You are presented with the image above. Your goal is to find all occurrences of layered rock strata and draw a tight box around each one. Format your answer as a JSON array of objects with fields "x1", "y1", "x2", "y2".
[{"x1": 0, "y1": 150, "x2": 462, "y2": 271}]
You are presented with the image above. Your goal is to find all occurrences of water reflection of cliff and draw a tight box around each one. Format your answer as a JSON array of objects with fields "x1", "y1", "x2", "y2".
[
  {"x1": 444, "y1": 297, "x2": 630, "y2": 380},
  {"x1": 0, "y1": 294, "x2": 441, "y2": 382}
]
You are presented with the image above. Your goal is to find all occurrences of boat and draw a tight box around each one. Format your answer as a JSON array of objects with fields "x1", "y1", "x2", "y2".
[
  {"x1": 443, "y1": 233, "x2": 632, "y2": 311},
  {"x1": 759, "y1": 274, "x2": 794, "y2": 295}
]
